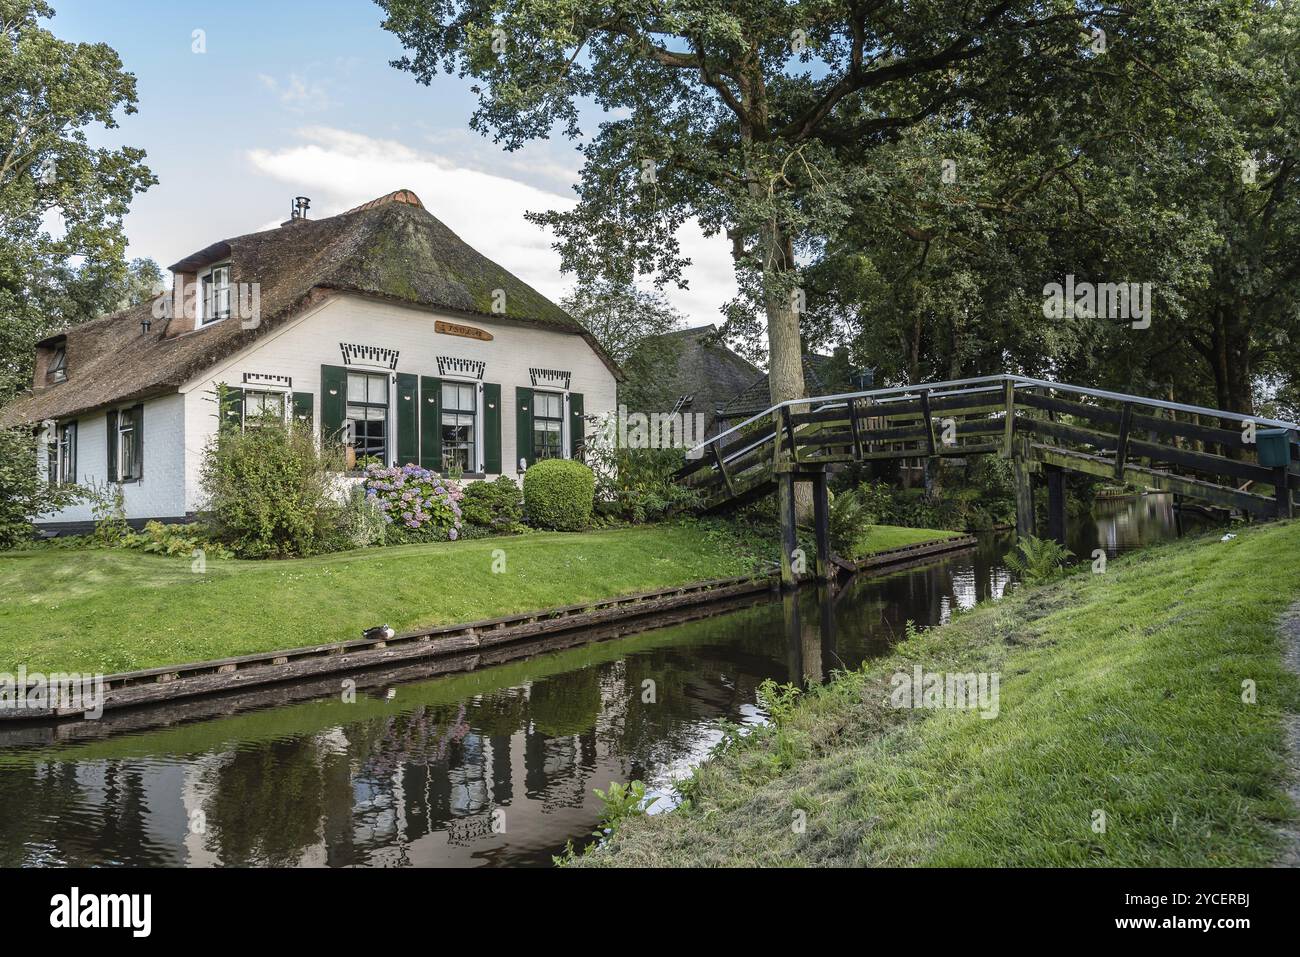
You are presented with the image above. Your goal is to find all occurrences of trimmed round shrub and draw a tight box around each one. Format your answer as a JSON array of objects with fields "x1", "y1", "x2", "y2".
[
  {"x1": 462, "y1": 475, "x2": 524, "y2": 533},
  {"x1": 523, "y1": 459, "x2": 595, "y2": 531}
]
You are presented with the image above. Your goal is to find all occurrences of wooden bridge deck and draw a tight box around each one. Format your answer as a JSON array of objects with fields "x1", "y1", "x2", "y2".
[{"x1": 679, "y1": 375, "x2": 1298, "y2": 584}]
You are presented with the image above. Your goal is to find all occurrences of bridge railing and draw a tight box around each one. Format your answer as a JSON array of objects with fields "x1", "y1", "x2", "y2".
[{"x1": 680, "y1": 374, "x2": 1299, "y2": 517}]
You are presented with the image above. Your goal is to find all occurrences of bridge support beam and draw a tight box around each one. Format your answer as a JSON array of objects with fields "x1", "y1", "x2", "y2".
[
  {"x1": 778, "y1": 472, "x2": 799, "y2": 589},
  {"x1": 1013, "y1": 445, "x2": 1036, "y2": 539},
  {"x1": 811, "y1": 468, "x2": 831, "y2": 581},
  {"x1": 1046, "y1": 465, "x2": 1067, "y2": 546},
  {"x1": 1275, "y1": 466, "x2": 1294, "y2": 520}
]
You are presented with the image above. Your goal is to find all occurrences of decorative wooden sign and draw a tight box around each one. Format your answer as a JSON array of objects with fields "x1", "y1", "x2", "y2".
[{"x1": 436, "y1": 320, "x2": 493, "y2": 342}]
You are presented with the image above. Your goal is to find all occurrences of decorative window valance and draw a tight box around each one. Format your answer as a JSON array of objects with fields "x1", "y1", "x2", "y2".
[
  {"x1": 530, "y1": 367, "x2": 571, "y2": 390},
  {"x1": 243, "y1": 373, "x2": 293, "y2": 389},
  {"x1": 340, "y1": 343, "x2": 399, "y2": 370},
  {"x1": 437, "y1": 356, "x2": 486, "y2": 379}
]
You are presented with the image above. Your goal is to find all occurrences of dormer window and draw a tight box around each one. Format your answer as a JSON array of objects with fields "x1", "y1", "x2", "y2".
[
  {"x1": 47, "y1": 346, "x2": 67, "y2": 384},
  {"x1": 201, "y1": 263, "x2": 231, "y2": 325}
]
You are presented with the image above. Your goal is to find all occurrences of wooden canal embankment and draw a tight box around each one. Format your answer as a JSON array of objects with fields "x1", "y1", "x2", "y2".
[{"x1": 3, "y1": 534, "x2": 980, "y2": 728}]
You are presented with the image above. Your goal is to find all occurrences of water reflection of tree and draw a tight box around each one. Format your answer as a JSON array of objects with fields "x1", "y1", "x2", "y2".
[
  {"x1": 200, "y1": 738, "x2": 327, "y2": 866},
  {"x1": 0, "y1": 760, "x2": 176, "y2": 867}
]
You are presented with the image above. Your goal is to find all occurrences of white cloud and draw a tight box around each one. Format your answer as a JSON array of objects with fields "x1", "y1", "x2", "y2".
[{"x1": 244, "y1": 126, "x2": 737, "y2": 323}]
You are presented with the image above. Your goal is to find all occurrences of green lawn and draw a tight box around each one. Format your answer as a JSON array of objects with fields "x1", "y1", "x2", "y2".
[
  {"x1": 0, "y1": 524, "x2": 767, "y2": 674},
  {"x1": 850, "y1": 524, "x2": 960, "y2": 558},
  {"x1": 573, "y1": 520, "x2": 1300, "y2": 867}
]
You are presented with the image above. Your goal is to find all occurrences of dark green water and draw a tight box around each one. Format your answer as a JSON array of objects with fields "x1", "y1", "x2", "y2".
[{"x1": 0, "y1": 496, "x2": 1205, "y2": 867}]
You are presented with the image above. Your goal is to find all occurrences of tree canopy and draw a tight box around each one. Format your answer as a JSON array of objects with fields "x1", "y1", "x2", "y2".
[{"x1": 0, "y1": 0, "x2": 155, "y2": 402}]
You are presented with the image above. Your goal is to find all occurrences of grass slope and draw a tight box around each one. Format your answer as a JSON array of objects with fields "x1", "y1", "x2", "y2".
[
  {"x1": 0, "y1": 524, "x2": 760, "y2": 674},
  {"x1": 574, "y1": 520, "x2": 1300, "y2": 867},
  {"x1": 850, "y1": 525, "x2": 960, "y2": 558}
]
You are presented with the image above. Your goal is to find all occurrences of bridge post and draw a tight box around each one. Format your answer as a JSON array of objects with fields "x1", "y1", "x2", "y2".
[
  {"x1": 1274, "y1": 466, "x2": 1293, "y2": 520},
  {"x1": 812, "y1": 468, "x2": 831, "y2": 581},
  {"x1": 1013, "y1": 442, "x2": 1036, "y2": 539},
  {"x1": 778, "y1": 471, "x2": 799, "y2": 589},
  {"x1": 1046, "y1": 465, "x2": 1067, "y2": 545}
]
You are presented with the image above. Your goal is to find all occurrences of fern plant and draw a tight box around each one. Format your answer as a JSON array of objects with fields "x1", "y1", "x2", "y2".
[{"x1": 1004, "y1": 535, "x2": 1074, "y2": 585}]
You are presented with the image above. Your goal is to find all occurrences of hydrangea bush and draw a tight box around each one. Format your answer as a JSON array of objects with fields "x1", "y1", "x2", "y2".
[{"x1": 362, "y1": 464, "x2": 464, "y2": 540}]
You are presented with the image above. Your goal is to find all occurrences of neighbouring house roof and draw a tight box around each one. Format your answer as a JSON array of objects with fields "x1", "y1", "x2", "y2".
[
  {"x1": 625, "y1": 324, "x2": 760, "y2": 430},
  {"x1": 1, "y1": 189, "x2": 620, "y2": 426},
  {"x1": 718, "y1": 352, "x2": 848, "y2": 421}
]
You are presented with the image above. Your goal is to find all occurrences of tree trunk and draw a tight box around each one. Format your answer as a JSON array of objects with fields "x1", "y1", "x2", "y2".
[{"x1": 761, "y1": 223, "x2": 811, "y2": 521}]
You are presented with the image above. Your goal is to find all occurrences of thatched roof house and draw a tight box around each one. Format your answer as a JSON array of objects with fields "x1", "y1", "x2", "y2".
[{"x1": 10, "y1": 189, "x2": 620, "y2": 531}]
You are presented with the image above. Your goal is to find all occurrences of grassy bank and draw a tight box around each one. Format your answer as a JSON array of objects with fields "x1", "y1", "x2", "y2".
[
  {"x1": 0, "y1": 523, "x2": 768, "y2": 674},
  {"x1": 849, "y1": 525, "x2": 960, "y2": 558},
  {"x1": 572, "y1": 520, "x2": 1300, "y2": 867},
  {"x1": 1, "y1": 521, "x2": 959, "y2": 675}
]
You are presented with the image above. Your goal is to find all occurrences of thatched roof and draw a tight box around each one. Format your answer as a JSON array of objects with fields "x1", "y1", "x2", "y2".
[
  {"x1": 623, "y1": 324, "x2": 760, "y2": 436},
  {"x1": 718, "y1": 352, "x2": 847, "y2": 420},
  {"x1": 2, "y1": 189, "x2": 618, "y2": 425}
]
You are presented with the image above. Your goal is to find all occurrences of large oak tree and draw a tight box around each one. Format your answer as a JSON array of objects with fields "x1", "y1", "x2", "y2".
[{"x1": 378, "y1": 0, "x2": 1152, "y2": 409}]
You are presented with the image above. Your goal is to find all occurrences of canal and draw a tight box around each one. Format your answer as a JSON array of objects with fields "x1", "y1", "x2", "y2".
[{"x1": 0, "y1": 494, "x2": 1210, "y2": 867}]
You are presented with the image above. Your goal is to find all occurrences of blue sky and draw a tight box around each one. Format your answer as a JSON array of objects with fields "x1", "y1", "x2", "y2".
[{"x1": 53, "y1": 0, "x2": 734, "y2": 321}]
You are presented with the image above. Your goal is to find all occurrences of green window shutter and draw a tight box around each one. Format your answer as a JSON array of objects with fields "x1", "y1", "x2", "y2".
[
  {"x1": 219, "y1": 385, "x2": 243, "y2": 433},
  {"x1": 106, "y1": 409, "x2": 118, "y2": 482},
  {"x1": 67, "y1": 422, "x2": 77, "y2": 484},
  {"x1": 420, "y1": 376, "x2": 441, "y2": 471},
  {"x1": 133, "y1": 404, "x2": 144, "y2": 480},
  {"x1": 568, "y1": 392, "x2": 585, "y2": 459},
  {"x1": 292, "y1": 391, "x2": 313, "y2": 429},
  {"x1": 320, "y1": 365, "x2": 347, "y2": 443},
  {"x1": 515, "y1": 386, "x2": 534, "y2": 471},
  {"x1": 396, "y1": 372, "x2": 419, "y2": 466},
  {"x1": 483, "y1": 382, "x2": 502, "y2": 474}
]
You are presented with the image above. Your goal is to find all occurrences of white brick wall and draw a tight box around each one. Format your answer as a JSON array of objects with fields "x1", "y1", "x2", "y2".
[
  {"x1": 183, "y1": 294, "x2": 616, "y2": 511},
  {"x1": 38, "y1": 393, "x2": 189, "y2": 524},
  {"x1": 36, "y1": 294, "x2": 616, "y2": 524}
]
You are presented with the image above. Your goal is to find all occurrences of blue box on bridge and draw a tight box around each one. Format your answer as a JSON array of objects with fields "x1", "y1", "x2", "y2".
[{"x1": 1256, "y1": 428, "x2": 1296, "y2": 467}]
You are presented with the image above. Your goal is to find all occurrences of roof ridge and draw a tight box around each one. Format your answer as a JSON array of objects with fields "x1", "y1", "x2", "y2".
[{"x1": 341, "y1": 189, "x2": 425, "y2": 216}]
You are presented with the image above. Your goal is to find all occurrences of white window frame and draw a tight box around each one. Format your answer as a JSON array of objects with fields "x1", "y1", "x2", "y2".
[
  {"x1": 198, "y1": 262, "x2": 232, "y2": 326},
  {"x1": 47, "y1": 346, "x2": 68, "y2": 384},
  {"x1": 116, "y1": 407, "x2": 141, "y2": 483},
  {"x1": 531, "y1": 389, "x2": 568, "y2": 462},
  {"x1": 437, "y1": 375, "x2": 485, "y2": 474},
  {"x1": 242, "y1": 387, "x2": 291, "y2": 428},
  {"x1": 344, "y1": 369, "x2": 394, "y2": 467},
  {"x1": 46, "y1": 420, "x2": 76, "y2": 485}
]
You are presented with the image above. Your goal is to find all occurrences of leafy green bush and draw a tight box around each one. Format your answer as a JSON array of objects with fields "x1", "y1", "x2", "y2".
[
  {"x1": 0, "y1": 426, "x2": 82, "y2": 549},
  {"x1": 829, "y1": 486, "x2": 876, "y2": 553},
  {"x1": 199, "y1": 421, "x2": 343, "y2": 558},
  {"x1": 1004, "y1": 535, "x2": 1074, "y2": 584},
  {"x1": 339, "y1": 486, "x2": 388, "y2": 549},
  {"x1": 523, "y1": 459, "x2": 595, "y2": 531},
  {"x1": 585, "y1": 444, "x2": 700, "y2": 523},
  {"x1": 122, "y1": 521, "x2": 234, "y2": 559},
  {"x1": 461, "y1": 476, "x2": 524, "y2": 533},
  {"x1": 83, "y1": 479, "x2": 129, "y2": 546}
]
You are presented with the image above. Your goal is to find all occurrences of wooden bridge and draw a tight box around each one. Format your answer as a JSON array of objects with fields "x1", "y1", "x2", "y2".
[{"x1": 679, "y1": 374, "x2": 1300, "y2": 586}]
